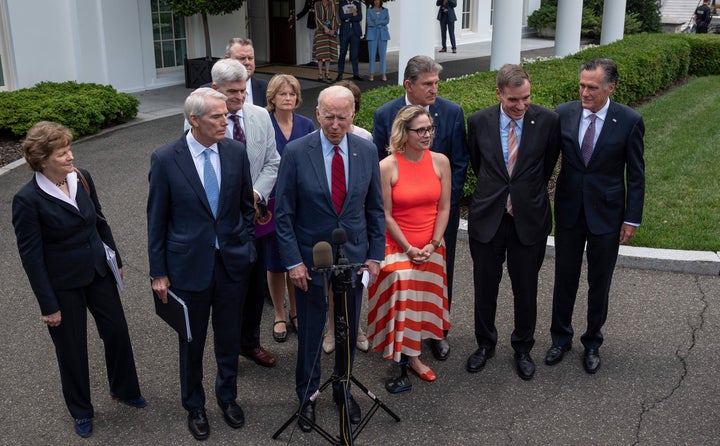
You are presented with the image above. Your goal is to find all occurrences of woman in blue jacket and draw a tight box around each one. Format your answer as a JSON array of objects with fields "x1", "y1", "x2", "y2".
[{"x1": 366, "y1": 0, "x2": 390, "y2": 81}]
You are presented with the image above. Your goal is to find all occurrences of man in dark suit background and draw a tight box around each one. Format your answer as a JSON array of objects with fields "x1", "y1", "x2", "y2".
[
  {"x1": 465, "y1": 64, "x2": 559, "y2": 380},
  {"x1": 225, "y1": 37, "x2": 268, "y2": 106},
  {"x1": 373, "y1": 55, "x2": 468, "y2": 361},
  {"x1": 335, "y1": 0, "x2": 363, "y2": 81},
  {"x1": 275, "y1": 85, "x2": 385, "y2": 432},
  {"x1": 148, "y1": 88, "x2": 256, "y2": 440},
  {"x1": 545, "y1": 58, "x2": 645, "y2": 374}
]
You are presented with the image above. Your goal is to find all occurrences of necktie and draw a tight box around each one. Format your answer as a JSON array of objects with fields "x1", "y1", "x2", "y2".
[
  {"x1": 229, "y1": 114, "x2": 246, "y2": 145},
  {"x1": 203, "y1": 148, "x2": 219, "y2": 217},
  {"x1": 581, "y1": 113, "x2": 597, "y2": 166},
  {"x1": 331, "y1": 145, "x2": 346, "y2": 214},
  {"x1": 506, "y1": 120, "x2": 517, "y2": 215}
]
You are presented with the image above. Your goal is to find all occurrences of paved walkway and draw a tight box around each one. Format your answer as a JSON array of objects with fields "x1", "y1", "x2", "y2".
[{"x1": 1, "y1": 39, "x2": 719, "y2": 445}]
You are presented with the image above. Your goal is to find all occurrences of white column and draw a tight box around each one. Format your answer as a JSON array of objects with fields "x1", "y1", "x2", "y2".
[
  {"x1": 489, "y1": 0, "x2": 523, "y2": 71},
  {"x1": 554, "y1": 0, "x2": 582, "y2": 57},
  {"x1": 396, "y1": 0, "x2": 435, "y2": 86},
  {"x1": 600, "y1": 0, "x2": 627, "y2": 45}
]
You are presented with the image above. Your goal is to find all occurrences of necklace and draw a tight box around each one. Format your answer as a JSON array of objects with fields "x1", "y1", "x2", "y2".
[{"x1": 55, "y1": 178, "x2": 67, "y2": 187}]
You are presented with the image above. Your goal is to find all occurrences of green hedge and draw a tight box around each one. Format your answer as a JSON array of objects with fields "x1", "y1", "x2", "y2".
[
  {"x1": 356, "y1": 33, "x2": 720, "y2": 198},
  {"x1": 0, "y1": 81, "x2": 139, "y2": 138}
]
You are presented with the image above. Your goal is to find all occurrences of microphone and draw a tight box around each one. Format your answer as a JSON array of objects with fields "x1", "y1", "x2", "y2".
[
  {"x1": 312, "y1": 241, "x2": 333, "y2": 270},
  {"x1": 332, "y1": 228, "x2": 348, "y2": 265}
]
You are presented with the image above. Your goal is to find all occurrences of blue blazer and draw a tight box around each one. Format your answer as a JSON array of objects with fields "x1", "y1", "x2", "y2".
[
  {"x1": 373, "y1": 96, "x2": 468, "y2": 206},
  {"x1": 554, "y1": 100, "x2": 645, "y2": 234},
  {"x1": 365, "y1": 7, "x2": 390, "y2": 41},
  {"x1": 436, "y1": 0, "x2": 457, "y2": 22},
  {"x1": 274, "y1": 130, "x2": 385, "y2": 287},
  {"x1": 12, "y1": 168, "x2": 120, "y2": 315},
  {"x1": 467, "y1": 103, "x2": 560, "y2": 245},
  {"x1": 147, "y1": 135, "x2": 257, "y2": 291},
  {"x1": 338, "y1": 0, "x2": 363, "y2": 37}
]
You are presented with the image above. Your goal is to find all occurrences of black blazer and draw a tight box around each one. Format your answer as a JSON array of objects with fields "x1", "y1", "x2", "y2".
[
  {"x1": 250, "y1": 77, "x2": 268, "y2": 107},
  {"x1": 12, "y1": 168, "x2": 120, "y2": 315},
  {"x1": 467, "y1": 103, "x2": 560, "y2": 245},
  {"x1": 147, "y1": 135, "x2": 256, "y2": 292},
  {"x1": 554, "y1": 100, "x2": 645, "y2": 234}
]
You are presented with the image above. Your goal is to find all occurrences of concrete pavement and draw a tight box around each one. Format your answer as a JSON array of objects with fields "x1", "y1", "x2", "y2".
[{"x1": 1, "y1": 39, "x2": 719, "y2": 445}]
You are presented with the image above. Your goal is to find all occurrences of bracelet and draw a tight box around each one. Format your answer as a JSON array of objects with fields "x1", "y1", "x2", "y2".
[
  {"x1": 430, "y1": 239, "x2": 441, "y2": 249},
  {"x1": 405, "y1": 245, "x2": 413, "y2": 254}
]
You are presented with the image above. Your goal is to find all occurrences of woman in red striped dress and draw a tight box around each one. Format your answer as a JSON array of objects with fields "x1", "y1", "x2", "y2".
[{"x1": 368, "y1": 105, "x2": 451, "y2": 393}]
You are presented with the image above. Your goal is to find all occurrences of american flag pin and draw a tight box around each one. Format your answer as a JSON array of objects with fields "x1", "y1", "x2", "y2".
[
  {"x1": 531, "y1": 120, "x2": 535, "y2": 124},
  {"x1": 612, "y1": 118, "x2": 617, "y2": 123}
]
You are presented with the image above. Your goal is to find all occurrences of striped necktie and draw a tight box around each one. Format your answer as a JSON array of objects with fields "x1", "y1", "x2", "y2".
[
  {"x1": 331, "y1": 145, "x2": 346, "y2": 214},
  {"x1": 506, "y1": 120, "x2": 517, "y2": 215}
]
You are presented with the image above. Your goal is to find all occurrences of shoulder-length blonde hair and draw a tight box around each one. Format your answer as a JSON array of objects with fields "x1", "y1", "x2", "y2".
[
  {"x1": 387, "y1": 105, "x2": 432, "y2": 154},
  {"x1": 266, "y1": 74, "x2": 303, "y2": 113}
]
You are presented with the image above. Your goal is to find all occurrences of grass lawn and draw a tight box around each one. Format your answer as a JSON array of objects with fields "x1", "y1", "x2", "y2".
[{"x1": 630, "y1": 75, "x2": 720, "y2": 251}]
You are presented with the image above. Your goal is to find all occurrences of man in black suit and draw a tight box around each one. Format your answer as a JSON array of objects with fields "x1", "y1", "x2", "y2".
[
  {"x1": 335, "y1": 0, "x2": 363, "y2": 81},
  {"x1": 545, "y1": 58, "x2": 645, "y2": 374},
  {"x1": 148, "y1": 88, "x2": 257, "y2": 440},
  {"x1": 225, "y1": 37, "x2": 268, "y2": 106},
  {"x1": 373, "y1": 55, "x2": 468, "y2": 361},
  {"x1": 465, "y1": 64, "x2": 559, "y2": 380}
]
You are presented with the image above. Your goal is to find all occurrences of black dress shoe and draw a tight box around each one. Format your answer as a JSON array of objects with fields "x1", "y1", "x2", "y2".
[
  {"x1": 583, "y1": 348, "x2": 601, "y2": 374},
  {"x1": 515, "y1": 352, "x2": 536, "y2": 380},
  {"x1": 334, "y1": 74, "x2": 344, "y2": 82},
  {"x1": 431, "y1": 338, "x2": 450, "y2": 361},
  {"x1": 187, "y1": 409, "x2": 210, "y2": 441},
  {"x1": 297, "y1": 402, "x2": 315, "y2": 433},
  {"x1": 352, "y1": 75, "x2": 363, "y2": 81},
  {"x1": 218, "y1": 401, "x2": 245, "y2": 429},
  {"x1": 335, "y1": 394, "x2": 361, "y2": 424},
  {"x1": 466, "y1": 346, "x2": 495, "y2": 373},
  {"x1": 545, "y1": 343, "x2": 572, "y2": 366}
]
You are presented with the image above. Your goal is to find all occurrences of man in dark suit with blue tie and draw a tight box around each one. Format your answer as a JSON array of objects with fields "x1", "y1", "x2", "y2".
[
  {"x1": 275, "y1": 85, "x2": 385, "y2": 433},
  {"x1": 148, "y1": 88, "x2": 257, "y2": 440},
  {"x1": 466, "y1": 64, "x2": 559, "y2": 380},
  {"x1": 545, "y1": 58, "x2": 645, "y2": 374},
  {"x1": 373, "y1": 55, "x2": 468, "y2": 361},
  {"x1": 335, "y1": 0, "x2": 363, "y2": 81}
]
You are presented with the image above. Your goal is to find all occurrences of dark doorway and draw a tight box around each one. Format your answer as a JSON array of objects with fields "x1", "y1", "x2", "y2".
[{"x1": 268, "y1": 0, "x2": 297, "y2": 64}]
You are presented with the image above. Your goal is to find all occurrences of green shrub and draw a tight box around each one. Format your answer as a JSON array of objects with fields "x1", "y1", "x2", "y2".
[
  {"x1": 358, "y1": 33, "x2": 716, "y2": 199},
  {"x1": 0, "y1": 81, "x2": 139, "y2": 137}
]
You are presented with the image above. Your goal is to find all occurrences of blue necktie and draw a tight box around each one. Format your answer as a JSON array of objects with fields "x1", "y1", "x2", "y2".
[{"x1": 203, "y1": 148, "x2": 219, "y2": 217}]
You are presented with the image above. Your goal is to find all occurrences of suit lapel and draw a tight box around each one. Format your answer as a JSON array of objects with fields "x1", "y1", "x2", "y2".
[
  {"x1": 173, "y1": 138, "x2": 214, "y2": 216},
  {"x1": 592, "y1": 101, "x2": 618, "y2": 160},
  {"x1": 488, "y1": 105, "x2": 507, "y2": 177},
  {"x1": 34, "y1": 181, "x2": 84, "y2": 217},
  {"x1": 307, "y1": 134, "x2": 335, "y2": 212},
  {"x1": 217, "y1": 139, "x2": 236, "y2": 215}
]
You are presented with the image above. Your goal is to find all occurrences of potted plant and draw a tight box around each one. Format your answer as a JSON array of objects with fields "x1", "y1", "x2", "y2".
[{"x1": 168, "y1": 0, "x2": 246, "y2": 88}]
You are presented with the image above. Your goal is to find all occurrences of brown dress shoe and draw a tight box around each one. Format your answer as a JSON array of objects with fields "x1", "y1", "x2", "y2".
[{"x1": 240, "y1": 347, "x2": 276, "y2": 367}]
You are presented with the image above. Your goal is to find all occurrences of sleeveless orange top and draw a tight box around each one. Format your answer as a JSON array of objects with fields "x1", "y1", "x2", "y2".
[{"x1": 388, "y1": 151, "x2": 441, "y2": 248}]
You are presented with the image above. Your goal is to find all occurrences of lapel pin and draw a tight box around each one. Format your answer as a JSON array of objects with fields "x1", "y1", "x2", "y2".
[
  {"x1": 531, "y1": 120, "x2": 535, "y2": 125},
  {"x1": 352, "y1": 152, "x2": 358, "y2": 157},
  {"x1": 612, "y1": 118, "x2": 617, "y2": 123}
]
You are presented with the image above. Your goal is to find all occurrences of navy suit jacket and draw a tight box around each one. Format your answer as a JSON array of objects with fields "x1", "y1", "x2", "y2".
[
  {"x1": 467, "y1": 103, "x2": 560, "y2": 245},
  {"x1": 274, "y1": 130, "x2": 385, "y2": 287},
  {"x1": 373, "y1": 96, "x2": 468, "y2": 206},
  {"x1": 554, "y1": 100, "x2": 645, "y2": 235},
  {"x1": 338, "y1": 0, "x2": 363, "y2": 37},
  {"x1": 250, "y1": 77, "x2": 268, "y2": 107},
  {"x1": 436, "y1": 0, "x2": 457, "y2": 22},
  {"x1": 12, "y1": 168, "x2": 119, "y2": 315},
  {"x1": 147, "y1": 135, "x2": 256, "y2": 291}
]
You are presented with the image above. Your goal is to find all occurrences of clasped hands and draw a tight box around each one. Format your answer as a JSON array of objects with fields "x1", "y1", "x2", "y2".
[{"x1": 406, "y1": 244, "x2": 436, "y2": 264}]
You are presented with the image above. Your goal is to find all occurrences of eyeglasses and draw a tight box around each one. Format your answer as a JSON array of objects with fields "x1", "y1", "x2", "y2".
[{"x1": 408, "y1": 126, "x2": 436, "y2": 137}]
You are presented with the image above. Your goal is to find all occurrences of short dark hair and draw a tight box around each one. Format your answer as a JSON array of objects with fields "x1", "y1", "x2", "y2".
[
  {"x1": 580, "y1": 58, "x2": 619, "y2": 87},
  {"x1": 404, "y1": 55, "x2": 443, "y2": 83},
  {"x1": 22, "y1": 121, "x2": 73, "y2": 172},
  {"x1": 496, "y1": 64, "x2": 531, "y2": 92}
]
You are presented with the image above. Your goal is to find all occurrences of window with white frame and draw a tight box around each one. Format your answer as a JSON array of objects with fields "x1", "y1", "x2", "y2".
[
  {"x1": 151, "y1": 0, "x2": 187, "y2": 69},
  {"x1": 461, "y1": 0, "x2": 472, "y2": 29}
]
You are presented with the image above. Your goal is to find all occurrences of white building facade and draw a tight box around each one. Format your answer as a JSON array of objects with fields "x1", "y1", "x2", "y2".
[{"x1": 0, "y1": 0, "x2": 544, "y2": 93}]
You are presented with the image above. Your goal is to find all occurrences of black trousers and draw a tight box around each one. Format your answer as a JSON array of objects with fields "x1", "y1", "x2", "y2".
[
  {"x1": 49, "y1": 271, "x2": 141, "y2": 419},
  {"x1": 551, "y1": 208, "x2": 620, "y2": 350},
  {"x1": 469, "y1": 213, "x2": 547, "y2": 353},
  {"x1": 240, "y1": 236, "x2": 267, "y2": 350},
  {"x1": 176, "y1": 251, "x2": 247, "y2": 411}
]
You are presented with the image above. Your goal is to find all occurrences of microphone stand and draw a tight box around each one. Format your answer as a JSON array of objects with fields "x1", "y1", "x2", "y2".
[{"x1": 273, "y1": 240, "x2": 400, "y2": 445}]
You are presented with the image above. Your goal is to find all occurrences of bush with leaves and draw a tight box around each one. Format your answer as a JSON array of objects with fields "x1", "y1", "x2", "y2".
[
  {"x1": 0, "y1": 81, "x2": 139, "y2": 137},
  {"x1": 357, "y1": 33, "x2": 720, "y2": 199}
]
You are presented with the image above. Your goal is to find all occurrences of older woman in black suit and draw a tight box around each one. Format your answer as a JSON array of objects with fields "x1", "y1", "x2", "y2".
[{"x1": 11, "y1": 121, "x2": 145, "y2": 438}]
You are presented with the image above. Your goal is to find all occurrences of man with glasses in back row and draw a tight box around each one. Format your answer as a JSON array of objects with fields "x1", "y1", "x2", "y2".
[{"x1": 373, "y1": 55, "x2": 468, "y2": 362}]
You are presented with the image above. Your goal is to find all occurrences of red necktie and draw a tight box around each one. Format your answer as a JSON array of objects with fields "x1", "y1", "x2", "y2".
[
  {"x1": 331, "y1": 145, "x2": 346, "y2": 214},
  {"x1": 229, "y1": 114, "x2": 246, "y2": 145}
]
